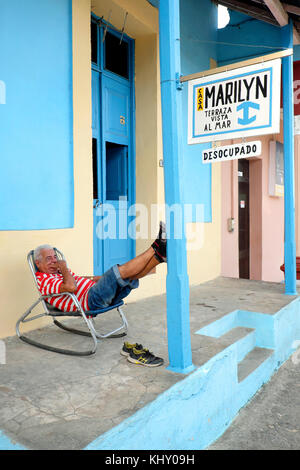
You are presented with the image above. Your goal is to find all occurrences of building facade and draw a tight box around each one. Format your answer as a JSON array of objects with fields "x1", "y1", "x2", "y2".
[
  {"x1": 219, "y1": 11, "x2": 300, "y2": 282},
  {"x1": 0, "y1": 0, "x2": 299, "y2": 339},
  {"x1": 0, "y1": 0, "x2": 221, "y2": 338}
]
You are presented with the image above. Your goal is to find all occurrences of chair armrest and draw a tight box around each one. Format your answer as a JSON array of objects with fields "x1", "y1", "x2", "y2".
[{"x1": 40, "y1": 292, "x2": 83, "y2": 312}]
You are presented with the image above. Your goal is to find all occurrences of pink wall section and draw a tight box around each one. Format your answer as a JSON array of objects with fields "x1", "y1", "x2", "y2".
[
  {"x1": 249, "y1": 157, "x2": 263, "y2": 280},
  {"x1": 221, "y1": 155, "x2": 239, "y2": 278},
  {"x1": 260, "y1": 134, "x2": 284, "y2": 282},
  {"x1": 221, "y1": 125, "x2": 300, "y2": 283}
]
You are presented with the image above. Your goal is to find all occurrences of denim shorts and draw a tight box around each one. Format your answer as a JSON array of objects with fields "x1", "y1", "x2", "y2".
[{"x1": 87, "y1": 265, "x2": 139, "y2": 311}]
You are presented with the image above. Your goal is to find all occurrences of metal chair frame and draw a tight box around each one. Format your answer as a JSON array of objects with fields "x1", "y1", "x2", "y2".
[{"x1": 16, "y1": 249, "x2": 128, "y2": 356}]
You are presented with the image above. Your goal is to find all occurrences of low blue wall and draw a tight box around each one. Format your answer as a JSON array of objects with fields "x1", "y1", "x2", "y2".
[
  {"x1": 85, "y1": 297, "x2": 300, "y2": 450},
  {"x1": 0, "y1": 431, "x2": 25, "y2": 450}
]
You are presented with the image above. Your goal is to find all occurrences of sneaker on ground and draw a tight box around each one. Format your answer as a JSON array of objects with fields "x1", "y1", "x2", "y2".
[
  {"x1": 127, "y1": 347, "x2": 164, "y2": 367},
  {"x1": 121, "y1": 342, "x2": 145, "y2": 357}
]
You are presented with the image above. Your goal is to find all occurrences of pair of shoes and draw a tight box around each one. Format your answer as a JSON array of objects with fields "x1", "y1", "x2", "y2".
[
  {"x1": 121, "y1": 341, "x2": 145, "y2": 357},
  {"x1": 121, "y1": 342, "x2": 164, "y2": 367},
  {"x1": 152, "y1": 221, "x2": 167, "y2": 263},
  {"x1": 127, "y1": 347, "x2": 164, "y2": 367}
]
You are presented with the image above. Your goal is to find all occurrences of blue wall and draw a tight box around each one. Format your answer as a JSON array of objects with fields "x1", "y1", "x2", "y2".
[
  {"x1": 0, "y1": 0, "x2": 74, "y2": 230},
  {"x1": 127, "y1": 0, "x2": 218, "y2": 224},
  {"x1": 217, "y1": 10, "x2": 299, "y2": 65},
  {"x1": 180, "y1": 0, "x2": 218, "y2": 222}
]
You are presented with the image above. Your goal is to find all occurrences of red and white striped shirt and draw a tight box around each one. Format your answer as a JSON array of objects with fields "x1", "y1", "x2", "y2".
[{"x1": 36, "y1": 270, "x2": 95, "y2": 312}]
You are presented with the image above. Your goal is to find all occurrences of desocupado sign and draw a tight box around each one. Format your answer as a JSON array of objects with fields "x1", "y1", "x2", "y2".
[
  {"x1": 202, "y1": 141, "x2": 261, "y2": 164},
  {"x1": 188, "y1": 59, "x2": 281, "y2": 144}
]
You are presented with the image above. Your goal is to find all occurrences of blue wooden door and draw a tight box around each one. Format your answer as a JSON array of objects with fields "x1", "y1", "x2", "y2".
[
  {"x1": 101, "y1": 75, "x2": 133, "y2": 272},
  {"x1": 103, "y1": 144, "x2": 130, "y2": 270},
  {"x1": 92, "y1": 21, "x2": 135, "y2": 275}
]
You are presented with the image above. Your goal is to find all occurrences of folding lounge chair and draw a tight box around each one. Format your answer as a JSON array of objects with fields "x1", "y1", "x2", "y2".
[{"x1": 16, "y1": 249, "x2": 128, "y2": 356}]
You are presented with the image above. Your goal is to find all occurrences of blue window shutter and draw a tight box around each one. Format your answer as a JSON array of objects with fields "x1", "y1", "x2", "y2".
[{"x1": 0, "y1": 0, "x2": 74, "y2": 230}]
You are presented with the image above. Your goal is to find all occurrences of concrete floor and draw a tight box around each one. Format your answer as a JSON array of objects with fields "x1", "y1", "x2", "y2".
[{"x1": 0, "y1": 277, "x2": 297, "y2": 450}]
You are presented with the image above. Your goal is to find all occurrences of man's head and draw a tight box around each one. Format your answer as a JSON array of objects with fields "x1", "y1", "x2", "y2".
[{"x1": 34, "y1": 245, "x2": 59, "y2": 274}]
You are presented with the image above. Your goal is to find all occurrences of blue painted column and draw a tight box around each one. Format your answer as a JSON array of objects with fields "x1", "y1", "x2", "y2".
[
  {"x1": 158, "y1": 0, "x2": 194, "y2": 373},
  {"x1": 282, "y1": 21, "x2": 297, "y2": 296}
]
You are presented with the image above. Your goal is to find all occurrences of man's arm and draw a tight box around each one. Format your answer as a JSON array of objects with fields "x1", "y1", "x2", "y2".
[
  {"x1": 83, "y1": 275, "x2": 102, "y2": 282},
  {"x1": 58, "y1": 260, "x2": 78, "y2": 293}
]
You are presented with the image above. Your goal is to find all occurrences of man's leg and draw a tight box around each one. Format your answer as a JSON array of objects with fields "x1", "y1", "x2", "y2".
[
  {"x1": 130, "y1": 254, "x2": 160, "y2": 280},
  {"x1": 118, "y1": 222, "x2": 167, "y2": 280},
  {"x1": 118, "y1": 247, "x2": 158, "y2": 280},
  {"x1": 88, "y1": 224, "x2": 166, "y2": 309}
]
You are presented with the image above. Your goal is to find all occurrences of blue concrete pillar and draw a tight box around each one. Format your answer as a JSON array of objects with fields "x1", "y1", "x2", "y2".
[
  {"x1": 158, "y1": 0, "x2": 194, "y2": 373},
  {"x1": 282, "y1": 21, "x2": 297, "y2": 296}
]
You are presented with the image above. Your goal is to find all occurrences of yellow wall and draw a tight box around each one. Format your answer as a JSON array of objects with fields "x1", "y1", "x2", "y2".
[
  {"x1": 187, "y1": 163, "x2": 221, "y2": 286},
  {"x1": 0, "y1": 0, "x2": 93, "y2": 338},
  {"x1": 0, "y1": 0, "x2": 222, "y2": 338}
]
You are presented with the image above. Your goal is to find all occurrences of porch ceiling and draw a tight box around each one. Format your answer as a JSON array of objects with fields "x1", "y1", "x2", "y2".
[{"x1": 214, "y1": 0, "x2": 300, "y2": 44}]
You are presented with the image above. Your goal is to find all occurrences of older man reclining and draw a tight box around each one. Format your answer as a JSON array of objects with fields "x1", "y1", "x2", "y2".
[{"x1": 33, "y1": 223, "x2": 166, "y2": 366}]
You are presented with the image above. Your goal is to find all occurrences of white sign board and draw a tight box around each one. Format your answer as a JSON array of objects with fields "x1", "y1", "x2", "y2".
[
  {"x1": 202, "y1": 140, "x2": 261, "y2": 164},
  {"x1": 188, "y1": 59, "x2": 281, "y2": 144}
]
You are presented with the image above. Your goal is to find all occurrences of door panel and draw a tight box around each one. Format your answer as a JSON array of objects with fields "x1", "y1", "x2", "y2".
[
  {"x1": 238, "y1": 160, "x2": 250, "y2": 279},
  {"x1": 100, "y1": 76, "x2": 133, "y2": 272},
  {"x1": 102, "y1": 200, "x2": 131, "y2": 271},
  {"x1": 92, "y1": 71, "x2": 100, "y2": 138},
  {"x1": 102, "y1": 75, "x2": 130, "y2": 143},
  {"x1": 92, "y1": 22, "x2": 134, "y2": 275},
  {"x1": 106, "y1": 144, "x2": 128, "y2": 200},
  {"x1": 103, "y1": 143, "x2": 131, "y2": 271}
]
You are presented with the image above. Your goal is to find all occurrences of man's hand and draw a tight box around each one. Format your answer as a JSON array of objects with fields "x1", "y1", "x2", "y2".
[
  {"x1": 57, "y1": 259, "x2": 68, "y2": 274},
  {"x1": 58, "y1": 260, "x2": 77, "y2": 293}
]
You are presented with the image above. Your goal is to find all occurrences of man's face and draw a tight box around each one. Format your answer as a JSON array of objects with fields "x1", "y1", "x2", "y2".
[{"x1": 35, "y1": 248, "x2": 59, "y2": 274}]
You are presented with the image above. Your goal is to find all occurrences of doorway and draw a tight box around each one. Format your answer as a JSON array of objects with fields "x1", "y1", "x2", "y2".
[
  {"x1": 238, "y1": 159, "x2": 250, "y2": 279},
  {"x1": 91, "y1": 17, "x2": 135, "y2": 275}
]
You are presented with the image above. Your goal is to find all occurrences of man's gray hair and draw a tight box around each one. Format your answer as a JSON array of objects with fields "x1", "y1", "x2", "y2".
[{"x1": 33, "y1": 244, "x2": 54, "y2": 262}]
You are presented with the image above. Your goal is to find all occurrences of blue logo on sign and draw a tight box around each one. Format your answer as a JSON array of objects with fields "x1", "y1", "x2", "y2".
[{"x1": 237, "y1": 101, "x2": 260, "y2": 126}]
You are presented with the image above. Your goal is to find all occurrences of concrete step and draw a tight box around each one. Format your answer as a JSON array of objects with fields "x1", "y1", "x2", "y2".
[
  {"x1": 193, "y1": 326, "x2": 255, "y2": 367},
  {"x1": 238, "y1": 347, "x2": 274, "y2": 383},
  {"x1": 220, "y1": 327, "x2": 256, "y2": 363}
]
